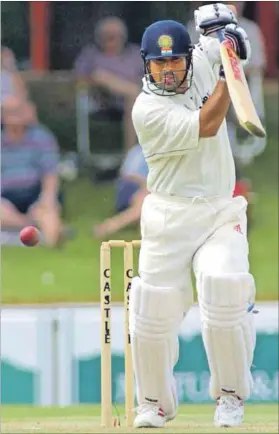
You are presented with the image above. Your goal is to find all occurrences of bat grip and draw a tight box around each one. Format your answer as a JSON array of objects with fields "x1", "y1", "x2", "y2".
[
  {"x1": 217, "y1": 29, "x2": 225, "y2": 42},
  {"x1": 218, "y1": 29, "x2": 233, "y2": 50}
]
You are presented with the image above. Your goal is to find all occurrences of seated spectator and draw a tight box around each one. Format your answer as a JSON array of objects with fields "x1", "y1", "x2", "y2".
[
  {"x1": 1, "y1": 96, "x2": 64, "y2": 247},
  {"x1": 1, "y1": 46, "x2": 28, "y2": 104},
  {"x1": 186, "y1": 2, "x2": 266, "y2": 165},
  {"x1": 93, "y1": 144, "x2": 149, "y2": 238},
  {"x1": 74, "y1": 16, "x2": 142, "y2": 153},
  {"x1": 186, "y1": 2, "x2": 265, "y2": 231}
]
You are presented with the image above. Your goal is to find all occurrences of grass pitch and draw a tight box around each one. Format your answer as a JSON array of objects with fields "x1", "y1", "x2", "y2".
[{"x1": 1, "y1": 404, "x2": 278, "y2": 433}]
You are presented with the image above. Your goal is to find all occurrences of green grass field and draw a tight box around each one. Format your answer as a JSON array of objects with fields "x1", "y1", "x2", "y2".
[
  {"x1": 2, "y1": 404, "x2": 278, "y2": 433},
  {"x1": 2, "y1": 86, "x2": 278, "y2": 304}
]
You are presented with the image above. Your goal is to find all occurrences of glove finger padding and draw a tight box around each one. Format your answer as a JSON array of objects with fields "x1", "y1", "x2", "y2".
[
  {"x1": 224, "y1": 24, "x2": 251, "y2": 61},
  {"x1": 195, "y1": 3, "x2": 237, "y2": 36}
]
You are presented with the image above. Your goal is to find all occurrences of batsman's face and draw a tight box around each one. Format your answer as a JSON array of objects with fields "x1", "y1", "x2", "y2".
[{"x1": 149, "y1": 57, "x2": 186, "y2": 91}]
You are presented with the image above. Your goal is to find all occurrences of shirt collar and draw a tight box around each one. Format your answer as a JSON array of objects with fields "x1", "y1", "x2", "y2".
[{"x1": 2, "y1": 127, "x2": 32, "y2": 147}]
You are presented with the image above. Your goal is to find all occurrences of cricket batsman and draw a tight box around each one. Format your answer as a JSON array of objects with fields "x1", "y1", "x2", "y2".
[{"x1": 129, "y1": 3, "x2": 256, "y2": 428}]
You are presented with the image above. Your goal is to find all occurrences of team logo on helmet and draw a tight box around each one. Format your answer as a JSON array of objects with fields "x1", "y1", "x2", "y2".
[{"x1": 158, "y1": 34, "x2": 173, "y2": 56}]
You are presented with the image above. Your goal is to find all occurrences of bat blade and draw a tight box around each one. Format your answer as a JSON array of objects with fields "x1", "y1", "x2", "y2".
[{"x1": 219, "y1": 40, "x2": 266, "y2": 138}]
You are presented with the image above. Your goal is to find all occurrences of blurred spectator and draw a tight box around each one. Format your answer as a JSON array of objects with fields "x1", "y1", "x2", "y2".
[
  {"x1": 186, "y1": 1, "x2": 266, "y2": 228},
  {"x1": 93, "y1": 143, "x2": 149, "y2": 238},
  {"x1": 74, "y1": 16, "x2": 142, "y2": 153},
  {"x1": 227, "y1": 2, "x2": 267, "y2": 167},
  {"x1": 1, "y1": 46, "x2": 28, "y2": 104},
  {"x1": 1, "y1": 96, "x2": 64, "y2": 247},
  {"x1": 186, "y1": 2, "x2": 266, "y2": 166}
]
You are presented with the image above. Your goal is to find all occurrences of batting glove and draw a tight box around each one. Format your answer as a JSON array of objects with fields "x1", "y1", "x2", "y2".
[
  {"x1": 194, "y1": 3, "x2": 237, "y2": 36},
  {"x1": 224, "y1": 24, "x2": 251, "y2": 61}
]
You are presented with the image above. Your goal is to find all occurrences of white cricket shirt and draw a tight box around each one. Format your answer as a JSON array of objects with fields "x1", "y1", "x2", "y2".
[{"x1": 132, "y1": 38, "x2": 236, "y2": 198}]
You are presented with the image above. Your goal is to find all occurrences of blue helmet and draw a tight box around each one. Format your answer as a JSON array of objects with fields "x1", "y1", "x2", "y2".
[
  {"x1": 140, "y1": 20, "x2": 193, "y2": 95},
  {"x1": 141, "y1": 20, "x2": 192, "y2": 60}
]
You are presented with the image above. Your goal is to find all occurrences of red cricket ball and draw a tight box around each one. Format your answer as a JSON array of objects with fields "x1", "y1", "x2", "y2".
[{"x1": 20, "y1": 226, "x2": 40, "y2": 247}]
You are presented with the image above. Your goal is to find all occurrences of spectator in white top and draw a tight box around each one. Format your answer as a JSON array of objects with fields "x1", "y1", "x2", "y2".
[
  {"x1": 186, "y1": 1, "x2": 267, "y2": 166},
  {"x1": 1, "y1": 46, "x2": 27, "y2": 104}
]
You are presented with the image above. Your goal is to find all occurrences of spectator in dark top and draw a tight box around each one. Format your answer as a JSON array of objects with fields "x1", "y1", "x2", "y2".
[
  {"x1": 93, "y1": 143, "x2": 149, "y2": 238},
  {"x1": 74, "y1": 16, "x2": 142, "y2": 153},
  {"x1": 1, "y1": 96, "x2": 63, "y2": 247}
]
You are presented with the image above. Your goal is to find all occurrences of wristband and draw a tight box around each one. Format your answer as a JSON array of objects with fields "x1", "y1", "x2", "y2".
[{"x1": 219, "y1": 65, "x2": 226, "y2": 81}]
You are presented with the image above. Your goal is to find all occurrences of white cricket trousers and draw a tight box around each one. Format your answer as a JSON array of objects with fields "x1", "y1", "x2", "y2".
[
  {"x1": 139, "y1": 192, "x2": 250, "y2": 292},
  {"x1": 130, "y1": 192, "x2": 255, "y2": 413}
]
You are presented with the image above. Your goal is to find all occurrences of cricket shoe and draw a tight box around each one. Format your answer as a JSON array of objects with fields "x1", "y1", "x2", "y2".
[
  {"x1": 133, "y1": 403, "x2": 171, "y2": 428},
  {"x1": 214, "y1": 395, "x2": 244, "y2": 427}
]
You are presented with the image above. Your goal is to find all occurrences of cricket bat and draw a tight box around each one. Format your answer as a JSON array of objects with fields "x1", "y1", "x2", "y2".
[{"x1": 218, "y1": 31, "x2": 266, "y2": 138}]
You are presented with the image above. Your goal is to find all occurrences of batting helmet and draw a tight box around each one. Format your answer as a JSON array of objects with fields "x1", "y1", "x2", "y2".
[
  {"x1": 141, "y1": 20, "x2": 192, "y2": 60},
  {"x1": 140, "y1": 20, "x2": 193, "y2": 95}
]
